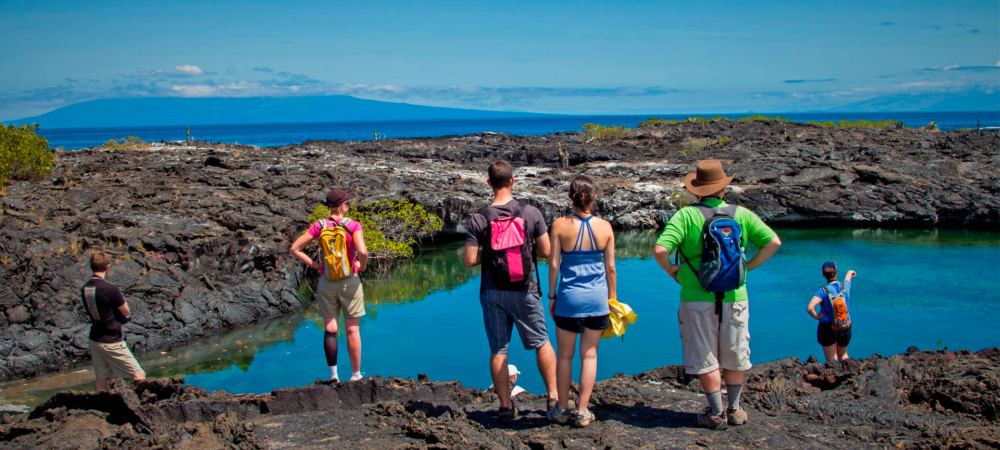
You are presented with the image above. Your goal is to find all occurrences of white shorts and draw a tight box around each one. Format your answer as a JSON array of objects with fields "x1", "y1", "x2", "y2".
[{"x1": 678, "y1": 301, "x2": 751, "y2": 375}]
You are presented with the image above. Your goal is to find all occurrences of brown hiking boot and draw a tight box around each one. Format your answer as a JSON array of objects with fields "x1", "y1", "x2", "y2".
[
  {"x1": 727, "y1": 408, "x2": 748, "y2": 426},
  {"x1": 695, "y1": 407, "x2": 727, "y2": 430}
]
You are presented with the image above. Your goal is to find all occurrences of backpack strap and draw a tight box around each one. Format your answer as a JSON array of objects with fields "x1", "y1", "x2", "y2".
[{"x1": 83, "y1": 285, "x2": 100, "y2": 321}]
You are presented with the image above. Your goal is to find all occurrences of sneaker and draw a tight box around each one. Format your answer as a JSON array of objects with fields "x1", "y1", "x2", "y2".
[
  {"x1": 695, "y1": 407, "x2": 727, "y2": 430},
  {"x1": 497, "y1": 405, "x2": 519, "y2": 423},
  {"x1": 726, "y1": 408, "x2": 748, "y2": 426},
  {"x1": 547, "y1": 406, "x2": 572, "y2": 425},
  {"x1": 546, "y1": 397, "x2": 576, "y2": 411},
  {"x1": 329, "y1": 376, "x2": 340, "y2": 382},
  {"x1": 572, "y1": 409, "x2": 595, "y2": 428},
  {"x1": 349, "y1": 372, "x2": 364, "y2": 381}
]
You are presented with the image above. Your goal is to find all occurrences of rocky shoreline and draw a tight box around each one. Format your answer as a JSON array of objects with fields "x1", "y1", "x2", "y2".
[
  {"x1": 0, "y1": 120, "x2": 997, "y2": 381},
  {"x1": 1, "y1": 348, "x2": 997, "y2": 449}
]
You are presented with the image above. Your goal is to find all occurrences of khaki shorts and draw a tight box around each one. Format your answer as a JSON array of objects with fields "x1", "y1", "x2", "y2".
[
  {"x1": 678, "y1": 301, "x2": 751, "y2": 375},
  {"x1": 316, "y1": 275, "x2": 365, "y2": 319},
  {"x1": 90, "y1": 340, "x2": 145, "y2": 380}
]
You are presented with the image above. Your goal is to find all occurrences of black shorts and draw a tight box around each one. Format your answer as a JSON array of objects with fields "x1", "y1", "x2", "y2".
[
  {"x1": 817, "y1": 322, "x2": 852, "y2": 347},
  {"x1": 554, "y1": 314, "x2": 610, "y2": 334}
]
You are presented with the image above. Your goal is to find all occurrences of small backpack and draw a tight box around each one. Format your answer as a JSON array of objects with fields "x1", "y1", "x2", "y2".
[
  {"x1": 821, "y1": 283, "x2": 852, "y2": 330},
  {"x1": 480, "y1": 203, "x2": 537, "y2": 291},
  {"x1": 318, "y1": 218, "x2": 353, "y2": 281},
  {"x1": 677, "y1": 203, "x2": 747, "y2": 313}
]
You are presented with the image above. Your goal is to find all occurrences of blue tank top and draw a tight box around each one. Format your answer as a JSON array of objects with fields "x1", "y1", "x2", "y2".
[{"x1": 554, "y1": 215, "x2": 611, "y2": 318}]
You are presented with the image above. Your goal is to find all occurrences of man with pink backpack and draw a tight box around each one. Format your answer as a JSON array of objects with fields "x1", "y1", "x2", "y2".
[{"x1": 463, "y1": 160, "x2": 559, "y2": 423}]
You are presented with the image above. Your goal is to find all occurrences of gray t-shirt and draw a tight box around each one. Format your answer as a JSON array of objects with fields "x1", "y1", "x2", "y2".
[{"x1": 466, "y1": 200, "x2": 547, "y2": 294}]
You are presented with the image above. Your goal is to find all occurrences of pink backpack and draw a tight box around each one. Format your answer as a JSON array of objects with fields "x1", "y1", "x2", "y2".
[{"x1": 480, "y1": 203, "x2": 535, "y2": 290}]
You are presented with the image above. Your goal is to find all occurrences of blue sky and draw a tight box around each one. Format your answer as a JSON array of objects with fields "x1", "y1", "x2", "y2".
[{"x1": 1, "y1": 0, "x2": 998, "y2": 119}]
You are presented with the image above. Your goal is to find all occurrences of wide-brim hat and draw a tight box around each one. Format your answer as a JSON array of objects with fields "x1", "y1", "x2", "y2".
[
  {"x1": 325, "y1": 188, "x2": 354, "y2": 207},
  {"x1": 683, "y1": 160, "x2": 734, "y2": 197}
]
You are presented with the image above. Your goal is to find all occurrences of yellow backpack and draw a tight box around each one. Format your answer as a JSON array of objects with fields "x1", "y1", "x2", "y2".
[
  {"x1": 602, "y1": 298, "x2": 638, "y2": 339},
  {"x1": 318, "y1": 218, "x2": 353, "y2": 281}
]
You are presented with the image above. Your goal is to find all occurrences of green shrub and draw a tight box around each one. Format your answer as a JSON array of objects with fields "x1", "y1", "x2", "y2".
[
  {"x1": 686, "y1": 116, "x2": 731, "y2": 123},
  {"x1": 582, "y1": 123, "x2": 629, "y2": 141},
  {"x1": 681, "y1": 136, "x2": 730, "y2": 154},
  {"x1": 638, "y1": 117, "x2": 682, "y2": 128},
  {"x1": 804, "y1": 120, "x2": 837, "y2": 128},
  {"x1": 306, "y1": 199, "x2": 444, "y2": 266},
  {"x1": 738, "y1": 114, "x2": 791, "y2": 123},
  {"x1": 100, "y1": 135, "x2": 150, "y2": 151},
  {"x1": 0, "y1": 124, "x2": 55, "y2": 190},
  {"x1": 836, "y1": 119, "x2": 903, "y2": 129},
  {"x1": 805, "y1": 119, "x2": 903, "y2": 130}
]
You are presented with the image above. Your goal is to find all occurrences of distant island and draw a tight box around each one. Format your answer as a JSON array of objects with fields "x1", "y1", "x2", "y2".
[{"x1": 11, "y1": 95, "x2": 550, "y2": 129}]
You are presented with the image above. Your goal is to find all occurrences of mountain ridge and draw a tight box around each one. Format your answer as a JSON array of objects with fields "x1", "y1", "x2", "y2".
[{"x1": 11, "y1": 95, "x2": 549, "y2": 128}]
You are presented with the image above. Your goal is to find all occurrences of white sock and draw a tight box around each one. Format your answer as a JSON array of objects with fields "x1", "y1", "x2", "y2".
[
  {"x1": 329, "y1": 365, "x2": 338, "y2": 380},
  {"x1": 351, "y1": 371, "x2": 362, "y2": 379}
]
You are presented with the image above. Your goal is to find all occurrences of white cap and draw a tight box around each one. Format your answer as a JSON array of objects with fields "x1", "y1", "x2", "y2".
[{"x1": 507, "y1": 364, "x2": 520, "y2": 375}]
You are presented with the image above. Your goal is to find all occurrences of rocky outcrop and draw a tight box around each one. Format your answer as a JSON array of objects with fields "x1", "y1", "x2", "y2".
[
  {"x1": 2, "y1": 349, "x2": 997, "y2": 449},
  {"x1": 0, "y1": 121, "x2": 996, "y2": 381}
]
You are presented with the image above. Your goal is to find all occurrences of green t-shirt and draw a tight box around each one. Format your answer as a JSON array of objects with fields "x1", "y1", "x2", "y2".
[{"x1": 655, "y1": 198, "x2": 777, "y2": 302}]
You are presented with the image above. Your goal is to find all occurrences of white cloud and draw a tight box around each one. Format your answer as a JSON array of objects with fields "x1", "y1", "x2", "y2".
[
  {"x1": 170, "y1": 84, "x2": 215, "y2": 97},
  {"x1": 174, "y1": 65, "x2": 203, "y2": 75}
]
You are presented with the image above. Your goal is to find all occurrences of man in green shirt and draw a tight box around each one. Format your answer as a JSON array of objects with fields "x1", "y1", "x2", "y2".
[{"x1": 653, "y1": 160, "x2": 782, "y2": 430}]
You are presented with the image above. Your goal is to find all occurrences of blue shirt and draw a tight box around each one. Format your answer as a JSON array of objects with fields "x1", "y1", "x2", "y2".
[{"x1": 815, "y1": 280, "x2": 852, "y2": 324}]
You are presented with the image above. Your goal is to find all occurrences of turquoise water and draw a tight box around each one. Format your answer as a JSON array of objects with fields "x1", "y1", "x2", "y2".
[{"x1": 180, "y1": 229, "x2": 1000, "y2": 397}]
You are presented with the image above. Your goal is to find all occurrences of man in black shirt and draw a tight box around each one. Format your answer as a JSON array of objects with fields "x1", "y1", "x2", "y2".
[
  {"x1": 81, "y1": 252, "x2": 145, "y2": 390},
  {"x1": 463, "y1": 160, "x2": 558, "y2": 422}
]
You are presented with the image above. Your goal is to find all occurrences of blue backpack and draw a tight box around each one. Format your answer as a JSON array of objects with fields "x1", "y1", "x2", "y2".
[{"x1": 677, "y1": 203, "x2": 747, "y2": 313}]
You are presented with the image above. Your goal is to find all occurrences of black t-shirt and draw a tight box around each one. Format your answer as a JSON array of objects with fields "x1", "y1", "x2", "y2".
[
  {"x1": 81, "y1": 277, "x2": 127, "y2": 343},
  {"x1": 465, "y1": 200, "x2": 548, "y2": 294}
]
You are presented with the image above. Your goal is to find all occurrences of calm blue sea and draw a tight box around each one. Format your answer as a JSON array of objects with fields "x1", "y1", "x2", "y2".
[
  {"x1": 37, "y1": 111, "x2": 1000, "y2": 150},
  {"x1": 175, "y1": 229, "x2": 1000, "y2": 397}
]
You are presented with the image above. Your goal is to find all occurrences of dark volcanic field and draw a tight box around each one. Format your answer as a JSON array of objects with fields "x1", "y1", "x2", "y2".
[
  {"x1": 1, "y1": 349, "x2": 998, "y2": 449},
  {"x1": 0, "y1": 120, "x2": 997, "y2": 383}
]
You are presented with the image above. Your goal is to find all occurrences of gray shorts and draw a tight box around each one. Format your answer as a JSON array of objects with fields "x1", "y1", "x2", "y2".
[{"x1": 480, "y1": 290, "x2": 549, "y2": 355}]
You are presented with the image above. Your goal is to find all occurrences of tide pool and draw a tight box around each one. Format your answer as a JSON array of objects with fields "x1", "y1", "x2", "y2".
[
  {"x1": 2, "y1": 229, "x2": 997, "y2": 406},
  {"x1": 181, "y1": 229, "x2": 1000, "y2": 397}
]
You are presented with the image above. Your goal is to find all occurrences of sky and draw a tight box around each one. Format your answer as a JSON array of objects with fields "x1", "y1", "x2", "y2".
[{"x1": 1, "y1": 0, "x2": 998, "y2": 119}]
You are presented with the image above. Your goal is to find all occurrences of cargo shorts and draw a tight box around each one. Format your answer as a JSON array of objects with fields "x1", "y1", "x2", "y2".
[
  {"x1": 678, "y1": 301, "x2": 752, "y2": 375},
  {"x1": 480, "y1": 289, "x2": 549, "y2": 355},
  {"x1": 316, "y1": 275, "x2": 366, "y2": 319},
  {"x1": 90, "y1": 340, "x2": 145, "y2": 380}
]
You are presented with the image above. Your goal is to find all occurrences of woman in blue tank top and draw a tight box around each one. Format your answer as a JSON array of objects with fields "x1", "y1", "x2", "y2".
[{"x1": 546, "y1": 175, "x2": 617, "y2": 428}]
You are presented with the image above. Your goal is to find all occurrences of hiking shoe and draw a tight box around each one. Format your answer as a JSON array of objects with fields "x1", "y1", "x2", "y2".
[
  {"x1": 726, "y1": 408, "x2": 748, "y2": 426},
  {"x1": 695, "y1": 408, "x2": 727, "y2": 430},
  {"x1": 349, "y1": 372, "x2": 364, "y2": 381},
  {"x1": 572, "y1": 409, "x2": 595, "y2": 428},
  {"x1": 497, "y1": 405, "x2": 518, "y2": 423},
  {"x1": 547, "y1": 406, "x2": 572, "y2": 425},
  {"x1": 546, "y1": 397, "x2": 576, "y2": 411}
]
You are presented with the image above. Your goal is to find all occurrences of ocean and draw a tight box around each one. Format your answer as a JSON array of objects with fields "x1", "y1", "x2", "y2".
[{"x1": 35, "y1": 111, "x2": 1000, "y2": 150}]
